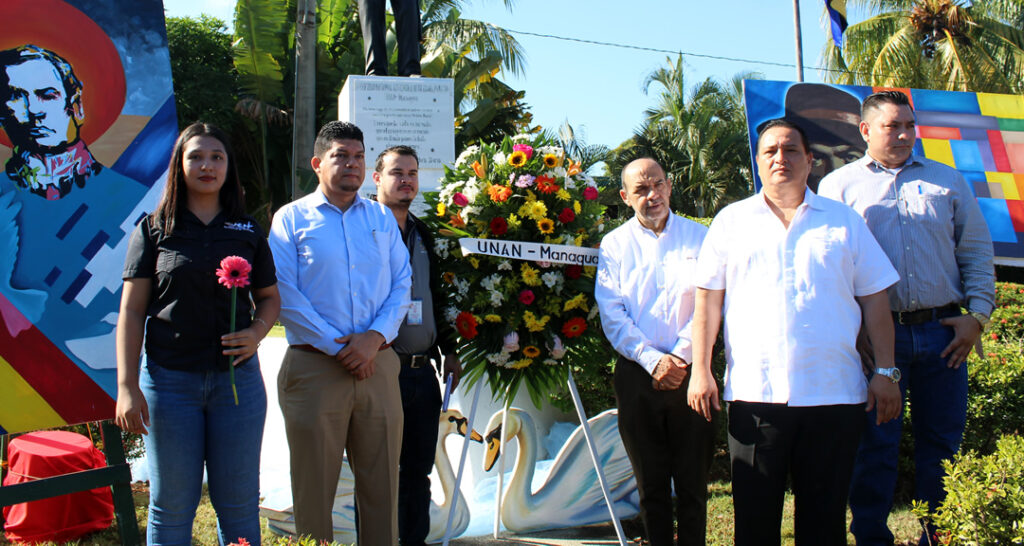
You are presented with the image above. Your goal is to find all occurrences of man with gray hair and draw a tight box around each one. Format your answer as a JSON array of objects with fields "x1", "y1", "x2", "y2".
[{"x1": 596, "y1": 157, "x2": 715, "y2": 545}]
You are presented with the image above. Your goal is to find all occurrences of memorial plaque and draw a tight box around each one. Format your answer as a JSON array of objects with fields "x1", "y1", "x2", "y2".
[{"x1": 338, "y1": 75, "x2": 455, "y2": 203}]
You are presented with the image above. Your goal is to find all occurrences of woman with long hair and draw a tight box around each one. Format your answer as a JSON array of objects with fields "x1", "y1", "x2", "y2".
[{"x1": 115, "y1": 122, "x2": 280, "y2": 544}]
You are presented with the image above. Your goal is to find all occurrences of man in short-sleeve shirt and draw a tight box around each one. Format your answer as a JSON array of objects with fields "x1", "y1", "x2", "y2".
[
  {"x1": 688, "y1": 119, "x2": 901, "y2": 545},
  {"x1": 269, "y1": 121, "x2": 411, "y2": 543}
]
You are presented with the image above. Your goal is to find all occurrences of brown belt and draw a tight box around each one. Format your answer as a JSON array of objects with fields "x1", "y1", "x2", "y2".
[
  {"x1": 892, "y1": 304, "x2": 961, "y2": 326},
  {"x1": 289, "y1": 341, "x2": 393, "y2": 355}
]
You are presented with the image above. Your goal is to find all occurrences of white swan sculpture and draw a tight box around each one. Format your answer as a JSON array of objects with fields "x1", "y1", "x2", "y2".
[
  {"x1": 262, "y1": 408, "x2": 481, "y2": 543},
  {"x1": 483, "y1": 407, "x2": 640, "y2": 533}
]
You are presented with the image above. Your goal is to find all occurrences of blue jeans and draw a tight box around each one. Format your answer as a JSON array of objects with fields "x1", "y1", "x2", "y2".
[
  {"x1": 849, "y1": 320, "x2": 967, "y2": 546},
  {"x1": 141, "y1": 357, "x2": 267, "y2": 546}
]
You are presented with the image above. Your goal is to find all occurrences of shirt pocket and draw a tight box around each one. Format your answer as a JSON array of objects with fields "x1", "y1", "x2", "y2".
[{"x1": 155, "y1": 248, "x2": 190, "y2": 276}]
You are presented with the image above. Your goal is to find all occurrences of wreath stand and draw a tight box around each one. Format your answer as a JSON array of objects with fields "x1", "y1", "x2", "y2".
[{"x1": 441, "y1": 371, "x2": 628, "y2": 546}]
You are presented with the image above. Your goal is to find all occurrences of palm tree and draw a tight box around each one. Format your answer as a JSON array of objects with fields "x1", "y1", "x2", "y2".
[
  {"x1": 822, "y1": 0, "x2": 1024, "y2": 93},
  {"x1": 608, "y1": 57, "x2": 758, "y2": 218}
]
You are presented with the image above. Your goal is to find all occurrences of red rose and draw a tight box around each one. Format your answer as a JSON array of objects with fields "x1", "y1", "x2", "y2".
[
  {"x1": 490, "y1": 217, "x2": 508, "y2": 236},
  {"x1": 518, "y1": 289, "x2": 535, "y2": 305},
  {"x1": 558, "y1": 207, "x2": 575, "y2": 224},
  {"x1": 583, "y1": 186, "x2": 599, "y2": 200},
  {"x1": 565, "y1": 265, "x2": 583, "y2": 279}
]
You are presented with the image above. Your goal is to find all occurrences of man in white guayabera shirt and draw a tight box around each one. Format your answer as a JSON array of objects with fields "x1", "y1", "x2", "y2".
[
  {"x1": 596, "y1": 157, "x2": 715, "y2": 546},
  {"x1": 687, "y1": 119, "x2": 901, "y2": 546}
]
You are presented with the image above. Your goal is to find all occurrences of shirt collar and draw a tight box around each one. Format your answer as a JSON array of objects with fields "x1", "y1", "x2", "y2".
[
  {"x1": 631, "y1": 212, "x2": 675, "y2": 238},
  {"x1": 310, "y1": 188, "x2": 367, "y2": 212},
  {"x1": 861, "y1": 152, "x2": 922, "y2": 172},
  {"x1": 756, "y1": 187, "x2": 822, "y2": 213}
]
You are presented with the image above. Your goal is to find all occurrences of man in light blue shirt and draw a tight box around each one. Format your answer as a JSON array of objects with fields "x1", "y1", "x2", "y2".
[{"x1": 269, "y1": 121, "x2": 411, "y2": 543}]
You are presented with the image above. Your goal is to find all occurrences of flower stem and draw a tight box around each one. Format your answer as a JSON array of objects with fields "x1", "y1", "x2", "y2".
[{"x1": 229, "y1": 287, "x2": 239, "y2": 405}]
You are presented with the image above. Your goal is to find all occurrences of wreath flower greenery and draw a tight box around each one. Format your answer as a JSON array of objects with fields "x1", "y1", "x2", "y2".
[{"x1": 424, "y1": 134, "x2": 610, "y2": 405}]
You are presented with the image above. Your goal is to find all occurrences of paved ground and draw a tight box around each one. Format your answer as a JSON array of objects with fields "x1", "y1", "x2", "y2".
[{"x1": 450, "y1": 522, "x2": 644, "y2": 545}]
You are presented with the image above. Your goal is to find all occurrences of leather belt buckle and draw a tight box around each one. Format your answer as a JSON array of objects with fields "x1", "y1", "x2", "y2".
[{"x1": 409, "y1": 354, "x2": 429, "y2": 368}]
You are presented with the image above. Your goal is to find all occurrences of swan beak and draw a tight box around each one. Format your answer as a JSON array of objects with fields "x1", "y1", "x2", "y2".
[
  {"x1": 483, "y1": 425, "x2": 502, "y2": 471},
  {"x1": 455, "y1": 418, "x2": 484, "y2": 443}
]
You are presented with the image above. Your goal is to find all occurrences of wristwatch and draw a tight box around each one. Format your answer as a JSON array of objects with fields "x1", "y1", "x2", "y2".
[
  {"x1": 875, "y1": 367, "x2": 901, "y2": 384},
  {"x1": 969, "y1": 311, "x2": 990, "y2": 331}
]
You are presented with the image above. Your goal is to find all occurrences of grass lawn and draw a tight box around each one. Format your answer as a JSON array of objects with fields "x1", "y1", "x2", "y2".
[{"x1": 0, "y1": 481, "x2": 925, "y2": 545}]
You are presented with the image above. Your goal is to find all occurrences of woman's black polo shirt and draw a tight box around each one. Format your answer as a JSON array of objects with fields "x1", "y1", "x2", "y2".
[{"x1": 122, "y1": 210, "x2": 276, "y2": 372}]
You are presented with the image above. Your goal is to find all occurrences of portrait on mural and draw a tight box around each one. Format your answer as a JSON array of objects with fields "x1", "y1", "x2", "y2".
[
  {"x1": 744, "y1": 80, "x2": 1024, "y2": 264},
  {"x1": 0, "y1": 0, "x2": 177, "y2": 435}
]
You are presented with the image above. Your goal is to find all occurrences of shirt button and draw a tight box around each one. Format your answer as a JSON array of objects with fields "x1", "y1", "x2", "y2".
[
  {"x1": 905, "y1": 246, "x2": 910, "y2": 250},
  {"x1": 908, "y1": 273, "x2": 914, "y2": 278}
]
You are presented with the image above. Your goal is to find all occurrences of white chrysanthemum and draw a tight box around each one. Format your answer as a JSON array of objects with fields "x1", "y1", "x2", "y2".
[
  {"x1": 463, "y1": 180, "x2": 481, "y2": 203},
  {"x1": 498, "y1": 260, "x2": 512, "y2": 271},
  {"x1": 492, "y1": 150, "x2": 507, "y2": 165},
  {"x1": 455, "y1": 145, "x2": 479, "y2": 166},
  {"x1": 542, "y1": 271, "x2": 563, "y2": 290},
  {"x1": 455, "y1": 278, "x2": 470, "y2": 296},
  {"x1": 481, "y1": 274, "x2": 502, "y2": 291},
  {"x1": 487, "y1": 351, "x2": 511, "y2": 366},
  {"x1": 444, "y1": 306, "x2": 459, "y2": 324},
  {"x1": 512, "y1": 134, "x2": 532, "y2": 142},
  {"x1": 434, "y1": 238, "x2": 450, "y2": 259},
  {"x1": 489, "y1": 290, "x2": 503, "y2": 306},
  {"x1": 564, "y1": 177, "x2": 577, "y2": 190},
  {"x1": 537, "y1": 145, "x2": 564, "y2": 157},
  {"x1": 543, "y1": 358, "x2": 558, "y2": 366}
]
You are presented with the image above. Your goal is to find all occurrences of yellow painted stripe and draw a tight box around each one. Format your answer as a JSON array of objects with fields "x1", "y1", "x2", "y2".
[
  {"x1": 977, "y1": 93, "x2": 1024, "y2": 119},
  {"x1": 987, "y1": 171, "x2": 1019, "y2": 200},
  {"x1": 921, "y1": 139, "x2": 956, "y2": 168},
  {"x1": 0, "y1": 355, "x2": 66, "y2": 433}
]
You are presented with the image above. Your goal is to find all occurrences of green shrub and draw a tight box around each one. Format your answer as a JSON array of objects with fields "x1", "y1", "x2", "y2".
[{"x1": 914, "y1": 434, "x2": 1024, "y2": 545}]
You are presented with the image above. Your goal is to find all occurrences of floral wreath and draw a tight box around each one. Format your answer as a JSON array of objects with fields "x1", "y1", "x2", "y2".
[{"x1": 424, "y1": 134, "x2": 610, "y2": 405}]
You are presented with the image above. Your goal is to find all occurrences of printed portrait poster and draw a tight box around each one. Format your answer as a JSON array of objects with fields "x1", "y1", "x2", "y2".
[
  {"x1": 0, "y1": 0, "x2": 177, "y2": 434},
  {"x1": 744, "y1": 80, "x2": 1024, "y2": 266}
]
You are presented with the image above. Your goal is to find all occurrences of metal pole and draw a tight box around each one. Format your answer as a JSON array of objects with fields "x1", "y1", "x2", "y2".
[
  {"x1": 567, "y1": 372, "x2": 628, "y2": 546},
  {"x1": 793, "y1": 0, "x2": 804, "y2": 82},
  {"x1": 442, "y1": 378, "x2": 484, "y2": 546}
]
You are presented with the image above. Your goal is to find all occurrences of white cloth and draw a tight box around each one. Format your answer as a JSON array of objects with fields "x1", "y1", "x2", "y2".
[
  {"x1": 269, "y1": 190, "x2": 412, "y2": 355},
  {"x1": 596, "y1": 214, "x2": 706, "y2": 375},
  {"x1": 695, "y1": 189, "x2": 898, "y2": 406}
]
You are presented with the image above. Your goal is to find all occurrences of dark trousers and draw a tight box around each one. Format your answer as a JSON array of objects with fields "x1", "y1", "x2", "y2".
[
  {"x1": 614, "y1": 357, "x2": 715, "y2": 546},
  {"x1": 728, "y1": 401, "x2": 864, "y2": 546},
  {"x1": 358, "y1": 0, "x2": 421, "y2": 76},
  {"x1": 397, "y1": 361, "x2": 441, "y2": 545}
]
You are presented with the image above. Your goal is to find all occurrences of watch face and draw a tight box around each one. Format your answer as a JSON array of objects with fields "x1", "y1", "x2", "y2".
[{"x1": 890, "y1": 368, "x2": 902, "y2": 382}]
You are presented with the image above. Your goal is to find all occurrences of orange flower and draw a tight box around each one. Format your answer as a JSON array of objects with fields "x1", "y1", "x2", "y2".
[
  {"x1": 442, "y1": 272, "x2": 455, "y2": 284},
  {"x1": 456, "y1": 311, "x2": 479, "y2": 339},
  {"x1": 488, "y1": 184, "x2": 512, "y2": 202},
  {"x1": 472, "y1": 160, "x2": 486, "y2": 178},
  {"x1": 567, "y1": 160, "x2": 582, "y2": 176},
  {"x1": 561, "y1": 317, "x2": 587, "y2": 338},
  {"x1": 449, "y1": 214, "x2": 465, "y2": 227},
  {"x1": 536, "y1": 175, "x2": 559, "y2": 194}
]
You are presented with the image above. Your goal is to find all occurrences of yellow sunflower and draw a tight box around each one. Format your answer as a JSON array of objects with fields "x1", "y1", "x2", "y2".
[
  {"x1": 542, "y1": 154, "x2": 559, "y2": 168},
  {"x1": 508, "y1": 150, "x2": 528, "y2": 168},
  {"x1": 537, "y1": 218, "x2": 555, "y2": 234},
  {"x1": 522, "y1": 345, "x2": 541, "y2": 358}
]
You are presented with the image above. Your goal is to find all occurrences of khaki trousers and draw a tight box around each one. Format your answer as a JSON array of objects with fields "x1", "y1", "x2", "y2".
[{"x1": 278, "y1": 346, "x2": 403, "y2": 544}]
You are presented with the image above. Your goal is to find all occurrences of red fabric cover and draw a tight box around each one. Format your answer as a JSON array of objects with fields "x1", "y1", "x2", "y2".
[{"x1": 3, "y1": 431, "x2": 114, "y2": 543}]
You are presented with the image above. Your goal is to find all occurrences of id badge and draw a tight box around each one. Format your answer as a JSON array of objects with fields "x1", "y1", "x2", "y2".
[{"x1": 407, "y1": 299, "x2": 424, "y2": 325}]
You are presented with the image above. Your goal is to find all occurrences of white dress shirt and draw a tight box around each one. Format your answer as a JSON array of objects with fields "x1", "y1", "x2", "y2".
[
  {"x1": 269, "y1": 190, "x2": 412, "y2": 355},
  {"x1": 695, "y1": 189, "x2": 898, "y2": 406},
  {"x1": 596, "y1": 214, "x2": 706, "y2": 375}
]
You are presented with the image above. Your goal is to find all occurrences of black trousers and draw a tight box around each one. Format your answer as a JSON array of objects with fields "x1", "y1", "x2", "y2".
[
  {"x1": 358, "y1": 0, "x2": 421, "y2": 76},
  {"x1": 728, "y1": 401, "x2": 864, "y2": 546},
  {"x1": 397, "y1": 362, "x2": 441, "y2": 545},
  {"x1": 614, "y1": 357, "x2": 716, "y2": 546}
]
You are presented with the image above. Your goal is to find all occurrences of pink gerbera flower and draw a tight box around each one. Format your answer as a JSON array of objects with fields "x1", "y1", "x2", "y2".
[{"x1": 216, "y1": 256, "x2": 252, "y2": 289}]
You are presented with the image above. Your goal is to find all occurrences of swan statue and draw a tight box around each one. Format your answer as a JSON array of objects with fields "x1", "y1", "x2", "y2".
[
  {"x1": 262, "y1": 408, "x2": 481, "y2": 543},
  {"x1": 426, "y1": 409, "x2": 483, "y2": 542},
  {"x1": 483, "y1": 407, "x2": 640, "y2": 533}
]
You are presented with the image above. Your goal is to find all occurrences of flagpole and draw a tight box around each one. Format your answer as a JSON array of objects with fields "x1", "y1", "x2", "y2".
[{"x1": 793, "y1": 0, "x2": 804, "y2": 82}]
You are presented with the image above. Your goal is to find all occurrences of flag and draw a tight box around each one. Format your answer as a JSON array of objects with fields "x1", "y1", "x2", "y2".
[{"x1": 826, "y1": 0, "x2": 848, "y2": 47}]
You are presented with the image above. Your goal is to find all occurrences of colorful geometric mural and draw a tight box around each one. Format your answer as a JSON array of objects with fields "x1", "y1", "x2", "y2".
[
  {"x1": 0, "y1": 0, "x2": 176, "y2": 434},
  {"x1": 743, "y1": 80, "x2": 1024, "y2": 266}
]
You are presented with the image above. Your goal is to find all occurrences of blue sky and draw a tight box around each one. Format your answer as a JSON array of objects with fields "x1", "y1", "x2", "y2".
[{"x1": 164, "y1": 0, "x2": 851, "y2": 149}]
